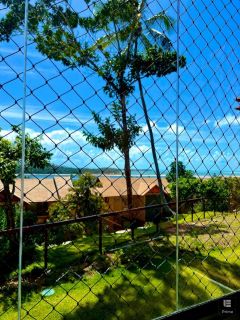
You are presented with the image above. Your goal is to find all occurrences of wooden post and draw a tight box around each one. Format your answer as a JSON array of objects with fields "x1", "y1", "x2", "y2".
[
  {"x1": 44, "y1": 228, "x2": 48, "y2": 270},
  {"x1": 99, "y1": 217, "x2": 103, "y2": 255}
]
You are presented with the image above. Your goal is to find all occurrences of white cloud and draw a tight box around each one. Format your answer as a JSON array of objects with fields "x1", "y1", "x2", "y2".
[
  {"x1": 141, "y1": 121, "x2": 158, "y2": 133},
  {"x1": 1, "y1": 107, "x2": 88, "y2": 124},
  {"x1": 0, "y1": 129, "x2": 17, "y2": 141},
  {"x1": 167, "y1": 123, "x2": 185, "y2": 134},
  {"x1": 215, "y1": 114, "x2": 240, "y2": 127},
  {"x1": 130, "y1": 145, "x2": 150, "y2": 157}
]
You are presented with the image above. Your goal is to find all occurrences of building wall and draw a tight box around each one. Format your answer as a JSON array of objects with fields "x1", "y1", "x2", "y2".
[{"x1": 104, "y1": 195, "x2": 145, "y2": 231}]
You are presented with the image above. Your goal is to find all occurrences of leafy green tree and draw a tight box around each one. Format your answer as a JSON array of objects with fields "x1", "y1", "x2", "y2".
[
  {"x1": 0, "y1": 0, "x2": 140, "y2": 210},
  {"x1": 0, "y1": 127, "x2": 51, "y2": 230},
  {"x1": 0, "y1": 126, "x2": 50, "y2": 281},
  {"x1": 168, "y1": 162, "x2": 197, "y2": 212},
  {"x1": 199, "y1": 177, "x2": 229, "y2": 212},
  {"x1": 49, "y1": 173, "x2": 106, "y2": 239},
  {"x1": 169, "y1": 177, "x2": 200, "y2": 202},
  {"x1": 0, "y1": 0, "x2": 185, "y2": 215},
  {"x1": 49, "y1": 173, "x2": 106, "y2": 219},
  {"x1": 66, "y1": 173, "x2": 106, "y2": 218},
  {"x1": 166, "y1": 161, "x2": 194, "y2": 183},
  {"x1": 126, "y1": 1, "x2": 185, "y2": 216},
  {"x1": 227, "y1": 177, "x2": 240, "y2": 212},
  {"x1": 83, "y1": 103, "x2": 141, "y2": 209},
  {"x1": 81, "y1": 0, "x2": 186, "y2": 215},
  {"x1": 170, "y1": 175, "x2": 230, "y2": 213}
]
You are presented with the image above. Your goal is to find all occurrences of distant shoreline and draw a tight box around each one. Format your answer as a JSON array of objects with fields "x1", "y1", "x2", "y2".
[{"x1": 21, "y1": 173, "x2": 240, "y2": 179}]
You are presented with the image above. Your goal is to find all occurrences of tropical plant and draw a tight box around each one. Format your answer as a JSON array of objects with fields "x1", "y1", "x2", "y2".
[
  {"x1": 49, "y1": 173, "x2": 106, "y2": 239},
  {"x1": 49, "y1": 173, "x2": 106, "y2": 219},
  {"x1": 129, "y1": 2, "x2": 186, "y2": 216},
  {"x1": 0, "y1": 0, "x2": 186, "y2": 216},
  {"x1": 169, "y1": 177, "x2": 199, "y2": 201},
  {"x1": 0, "y1": 0, "x2": 142, "y2": 210},
  {"x1": 82, "y1": 0, "x2": 186, "y2": 215},
  {"x1": 166, "y1": 161, "x2": 194, "y2": 183},
  {"x1": 0, "y1": 126, "x2": 51, "y2": 230},
  {"x1": 227, "y1": 177, "x2": 240, "y2": 212},
  {"x1": 199, "y1": 177, "x2": 230, "y2": 212}
]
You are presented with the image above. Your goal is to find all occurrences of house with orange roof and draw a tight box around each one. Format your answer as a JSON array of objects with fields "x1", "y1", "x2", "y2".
[
  {"x1": 95, "y1": 176, "x2": 170, "y2": 230},
  {"x1": 0, "y1": 175, "x2": 169, "y2": 230},
  {"x1": 0, "y1": 176, "x2": 72, "y2": 223}
]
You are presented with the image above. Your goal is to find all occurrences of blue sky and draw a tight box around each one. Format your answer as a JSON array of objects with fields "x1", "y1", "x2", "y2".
[{"x1": 0, "y1": 0, "x2": 239, "y2": 176}]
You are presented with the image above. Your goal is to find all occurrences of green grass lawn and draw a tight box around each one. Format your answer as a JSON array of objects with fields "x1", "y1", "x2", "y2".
[{"x1": 1, "y1": 211, "x2": 240, "y2": 319}]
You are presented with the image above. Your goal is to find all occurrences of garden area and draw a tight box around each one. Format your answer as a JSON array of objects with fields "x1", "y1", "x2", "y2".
[{"x1": 1, "y1": 210, "x2": 240, "y2": 320}]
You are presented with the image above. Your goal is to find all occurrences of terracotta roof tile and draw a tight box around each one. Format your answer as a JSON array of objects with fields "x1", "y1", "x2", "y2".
[
  {"x1": 0, "y1": 176, "x2": 72, "y2": 204},
  {"x1": 95, "y1": 177, "x2": 169, "y2": 197}
]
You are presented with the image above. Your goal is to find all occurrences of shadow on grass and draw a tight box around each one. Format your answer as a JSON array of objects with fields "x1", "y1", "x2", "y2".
[
  {"x1": 164, "y1": 222, "x2": 229, "y2": 237},
  {"x1": 65, "y1": 267, "x2": 212, "y2": 320},
  {"x1": 1, "y1": 225, "x2": 240, "y2": 318}
]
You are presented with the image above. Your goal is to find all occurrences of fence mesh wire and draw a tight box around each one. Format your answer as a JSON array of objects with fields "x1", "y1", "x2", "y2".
[{"x1": 0, "y1": 0, "x2": 239, "y2": 319}]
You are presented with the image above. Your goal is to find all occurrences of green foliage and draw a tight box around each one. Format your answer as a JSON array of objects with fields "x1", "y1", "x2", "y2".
[
  {"x1": 227, "y1": 177, "x2": 240, "y2": 211},
  {"x1": 170, "y1": 176, "x2": 230, "y2": 213},
  {"x1": 168, "y1": 163, "x2": 230, "y2": 212},
  {"x1": 0, "y1": 138, "x2": 18, "y2": 184},
  {"x1": 48, "y1": 173, "x2": 106, "y2": 241},
  {"x1": 199, "y1": 177, "x2": 230, "y2": 212},
  {"x1": 174, "y1": 178, "x2": 200, "y2": 201},
  {"x1": 0, "y1": 0, "x2": 186, "y2": 98},
  {"x1": 0, "y1": 127, "x2": 51, "y2": 229},
  {"x1": 166, "y1": 161, "x2": 194, "y2": 183},
  {"x1": 0, "y1": 207, "x2": 39, "y2": 283},
  {"x1": 84, "y1": 103, "x2": 141, "y2": 154},
  {"x1": 0, "y1": 128, "x2": 51, "y2": 279},
  {"x1": 0, "y1": 207, "x2": 7, "y2": 229},
  {"x1": 169, "y1": 177, "x2": 200, "y2": 213},
  {"x1": 67, "y1": 173, "x2": 106, "y2": 218},
  {"x1": 131, "y1": 47, "x2": 186, "y2": 78},
  {"x1": 0, "y1": 127, "x2": 51, "y2": 184},
  {"x1": 48, "y1": 201, "x2": 84, "y2": 244}
]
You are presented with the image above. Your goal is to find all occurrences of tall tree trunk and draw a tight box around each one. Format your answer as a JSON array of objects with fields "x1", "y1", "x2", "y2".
[
  {"x1": 3, "y1": 183, "x2": 16, "y2": 230},
  {"x1": 120, "y1": 92, "x2": 135, "y2": 239},
  {"x1": 120, "y1": 94, "x2": 133, "y2": 210},
  {"x1": 137, "y1": 75, "x2": 175, "y2": 217}
]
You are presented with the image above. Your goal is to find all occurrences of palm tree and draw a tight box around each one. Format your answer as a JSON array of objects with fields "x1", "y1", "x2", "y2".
[
  {"x1": 130, "y1": 1, "x2": 179, "y2": 216},
  {"x1": 89, "y1": 0, "x2": 186, "y2": 216},
  {"x1": 0, "y1": 0, "x2": 185, "y2": 217}
]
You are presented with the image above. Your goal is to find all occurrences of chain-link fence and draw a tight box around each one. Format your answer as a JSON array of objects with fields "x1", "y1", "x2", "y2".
[{"x1": 0, "y1": 0, "x2": 239, "y2": 319}]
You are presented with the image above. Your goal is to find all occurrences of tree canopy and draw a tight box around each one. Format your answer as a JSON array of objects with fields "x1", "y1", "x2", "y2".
[
  {"x1": 0, "y1": 0, "x2": 186, "y2": 214},
  {"x1": 0, "y1": 127, "x2": 52, "y2": 229},
  {"x1": 166, "y1": 161, "x2": 194, "y2": 183}
]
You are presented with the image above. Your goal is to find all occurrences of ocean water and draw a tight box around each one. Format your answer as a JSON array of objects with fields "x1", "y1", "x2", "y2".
[{"x1": 21, "y1": 168, "x2": 240, "y2": 180}]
